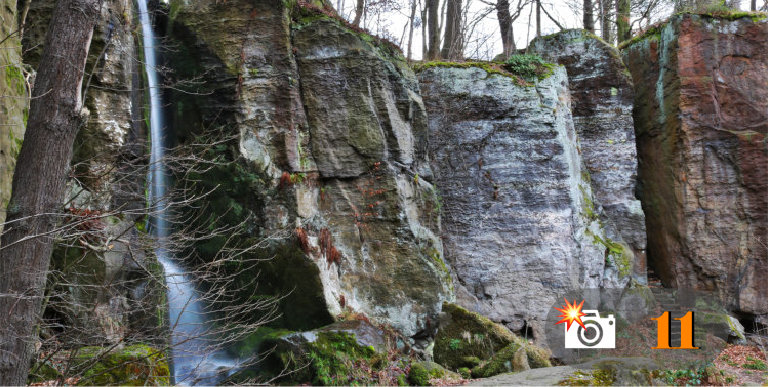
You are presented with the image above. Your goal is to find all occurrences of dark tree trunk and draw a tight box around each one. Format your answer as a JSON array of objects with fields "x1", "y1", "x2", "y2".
[
  {"x1": 751, "y1": 0, "x2": 757, "y2": 10},
  {"x1": 583, "y1": 0, "x2": 595, "y2": 32},
  {"x1": 616, "y1": 0, "x2": 631, "y2": 42},
  {"x1": 441, "y1": 0, "x2": 462, "y2": 59},
  {"x1": 496, "y1": 0, "x2": 515, "y2": 56},
  {"x1": 601, "y1": 0, "x2": 613, "y2": 43},
  {"x1": 536, "y1": 0, "x2": 542, "y2": 37},
  {"x1": 427, "y1": 0, "x2": 441, "y2": 59},
  {"x1": 0, "y1": 0, "x2": 101, "y2": 384},
  {"x1": 353, "y1": 0, "x2": 364, "y2": 26}
]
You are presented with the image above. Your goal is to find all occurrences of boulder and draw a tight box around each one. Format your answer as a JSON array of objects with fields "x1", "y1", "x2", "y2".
[
  {"x1": 419, "y1": 63, "x2": 621, "y2": 335},
  {"x1": 622, "y1": 13, "x2": 768, "y2": 320},
  {"x1": 433, "y1": 303, "x2": 550, "y2": 374},
  {"x1": 531, "y1": 30, "x2": 647, "y2": 285},
  {"x1": 256, "y1": 319, "x2": 399, "y2": 385}
]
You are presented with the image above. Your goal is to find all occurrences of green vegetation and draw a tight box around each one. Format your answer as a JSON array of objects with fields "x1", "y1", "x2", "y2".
[
  {"x1": 68, "y1": 344, "x2": 170, "y2": 385},
  {"x1": 414, "y1": 54, "x2": 555, "y2": 85},
  {"x1": 260, "y1": 331, "x2": 403, "y2": 385},
  {"x1": 743, "y1": 356, "x2": 767, "y2": 370},
  {"x1": 408, "y1": 363, "x2": 431, "y2": 386},
  {"x1": 501, "y1": 54, "x2": 556, "y2": 81},
  {"x1": 557, "y1": 369, "x2": 617, "y2": 386}
]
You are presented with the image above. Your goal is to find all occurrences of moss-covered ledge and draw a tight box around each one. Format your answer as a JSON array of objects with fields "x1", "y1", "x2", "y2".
[{"x1": 413, "y1": 54, "x2": 556, "y2": 86}]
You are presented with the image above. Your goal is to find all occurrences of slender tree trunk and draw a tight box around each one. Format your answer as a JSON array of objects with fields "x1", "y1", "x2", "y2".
[
  {"x1": 0, "y1": 0, "x2": 102, "y2": 384},
  {"x1": 353, "y1": 0, "x2": 364, "y2": 26},
  {"x1": 616, "y1": 0, "x2": 631, "y2": 42},
  {"x1": 583, "y1": 0, "x2": 595, "y2": 32},
  {"x1": 497, "y1": 0, "x2": 515, "y2": 57},
  {"x1": 536, "y1": 0, "x2": 541, "y2": 37},
  {"x1": 407, "y1": 0, "x2": 417, "y2": 61},
  {"x1": 752, "y1": 0, "x2": 757, "y2": 10},
  {"x1": 601, "y1": 0, "x2": 613, "y2": 43},
  {"x1": 421, "y1": 0, "x2": 428, "y2": 58},
  {"x1": 441, "y1": 0, "x2": 462, "y2": 59},
  {"x1": 427, "y1": 0, "x2": 440, "y2": 59}
]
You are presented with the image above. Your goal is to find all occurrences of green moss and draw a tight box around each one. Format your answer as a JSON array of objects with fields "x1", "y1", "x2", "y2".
[
  {"x1": 525, "y1": 345, "x2": 552, "y2": 369},
  {"x1": 3, "y1": 64, "x2": 25, "y2": 95},
  {"x1": 743, "y1": 357, "x2": 767, "y2": 370},
  {"x1": 262, "y1": 331, "x2": 392, "y2": 385},
  {"x1": 579, "y1": 184, "x2": 598, "y2": 221},
  {"x1": 457, "y1": 367, "x2": 471, "y2": 379},
  {"x1": 414, "y1": 61, "x2": 526, "y2": 85},
  {"x1": 471, "y1": 342, "x2": 522, "y2": 378},
  {"x1": 409, "y1": 362, "x2": 431, "y2": 386},
  {"x1": 501, "y1": 54, "x2": 556, "y2": 81},
  {"x1": 433, "y1": 303, "x2": 522, "y2": 370},
  {"x1": 71, "y1": 344, "x2": 170, "y2": 385},
  {"x1": 618, "y1": 24, "x2": 664, "y2": 50},
  {"x1": 587, "y1": 229, "x2": 633, "y2": 277},
  {"x1": 228, "y1": 326, "x2": 293, "y2": 359},
  {"x1": 414, "y1": 55, "x2": 555, "y2": 84},
  {"x1": 557, "y1": 369, "x2": 616, "y2": 386}
]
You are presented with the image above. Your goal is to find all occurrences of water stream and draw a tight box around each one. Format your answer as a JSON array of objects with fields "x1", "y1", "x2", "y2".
[{"x1": 137, "y1": 0, "x2": 237, "y2": 383}]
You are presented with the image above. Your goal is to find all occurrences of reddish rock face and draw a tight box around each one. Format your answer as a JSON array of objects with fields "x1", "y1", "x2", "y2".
[{"x1": 623, "y1": 14, "x2": 768, "y2": 320}]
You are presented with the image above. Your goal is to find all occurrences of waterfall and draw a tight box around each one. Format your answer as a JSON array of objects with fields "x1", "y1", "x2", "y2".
[{"x1": 137, "y1": 0, "x2": 236, "y2": 384}]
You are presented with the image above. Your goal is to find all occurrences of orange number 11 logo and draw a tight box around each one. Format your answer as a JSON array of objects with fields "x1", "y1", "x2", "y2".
[{"x1": 651, "y1": 311, "x2": 699, "y2": 349}]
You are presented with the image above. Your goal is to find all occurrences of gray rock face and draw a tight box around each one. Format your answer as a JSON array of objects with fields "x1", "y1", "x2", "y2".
[
  {"x1": 419, "y1": 66, "x2": 623, "y2": 335},
  {"x1": 531, "y1": 30, "x2": 647, "y2": 283},
  {"x1": 168, "y1": 2, "x2": 453, "y2": 337}
]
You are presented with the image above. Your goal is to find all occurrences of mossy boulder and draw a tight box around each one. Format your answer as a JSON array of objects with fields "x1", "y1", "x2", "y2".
[
  {"x1": 471, "y1": 342, "x2": 552, "y2": 378},
  {"x1": 434, "y1": 303, "x2": 551, "y2": 376},
  {"x1": 434, "y1": 303, "x2": 521, "y2": 370},
  {"x1": 408, "y1": 361, "x2": 461, "y2": 385},
  {"x1": 257, "y1": 320, "x2": 398, "y2": 385},
  {"x1": 408, "y1": 362, "x2": 431, "y2": 385},
  {"x1": 70, "y1": 344, "x2": 170, "y2": 385}
]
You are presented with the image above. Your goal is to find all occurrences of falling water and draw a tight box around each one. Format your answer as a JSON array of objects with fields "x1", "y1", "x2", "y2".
[{"x1": 137, "y1": 0, "x2": 236, "y2": 384}]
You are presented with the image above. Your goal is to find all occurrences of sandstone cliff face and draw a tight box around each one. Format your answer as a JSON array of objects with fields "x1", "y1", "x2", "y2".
[
  {"x1": 623, "y1": 14, "x2": 768, "y2": 322},
  {"x1": 168, "y1": 1, "x2": 452, "y2": 337},
  {"x1": 419, "y1": 66, "x2": 625, "y2": 336},
  {"x1": 531, "y1": 30, "x2": 647, "y2": 283}
]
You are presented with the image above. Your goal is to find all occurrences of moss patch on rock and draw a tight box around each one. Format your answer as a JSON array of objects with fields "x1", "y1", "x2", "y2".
[
  {"x1": 434, "y1": 303, "x2": 520, "y2": 370},
  {"x1": 70, "y1": 344, "x2": 170, "y2": 385},
  {"x1": 259, "y1": 330, "x2": 393, "y2": 385}
]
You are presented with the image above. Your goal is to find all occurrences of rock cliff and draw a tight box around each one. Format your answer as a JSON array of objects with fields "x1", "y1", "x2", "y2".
[
  {"x1": 418, "y1": 64, "x2": 629, "y2": 336},
  {"x1": 531, "y1": 30, "x2": 647, "y2": 284},
  {"x1": 623, "y1": 13, "x2": 768, "y2": 323},
  {"x1": 167, "y1": 0, "x2": 452, "y2": 337}
]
